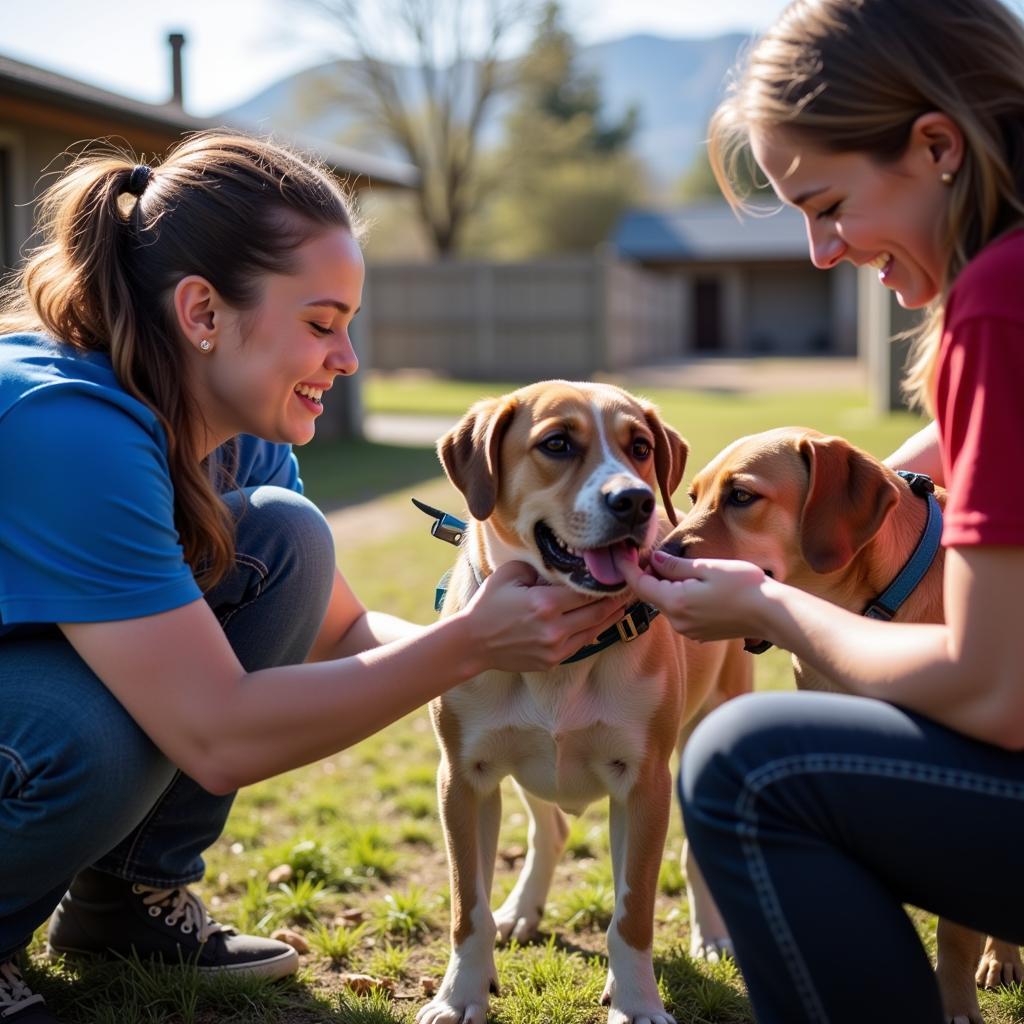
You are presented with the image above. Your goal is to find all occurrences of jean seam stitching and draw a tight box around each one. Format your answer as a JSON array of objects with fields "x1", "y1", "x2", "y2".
[
  {"x1": 217, "y1": 553, "x2": 269, "y2": 630},
  {"x1": 0, "y1": 745, "x2": 29, "y2": 792},
  {"x1": 732, "y1": 752, "x2": 1024, "y2": 1024}
]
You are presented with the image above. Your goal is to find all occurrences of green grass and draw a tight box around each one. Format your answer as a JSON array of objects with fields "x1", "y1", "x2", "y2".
[{"x1": 26, "y1": 373, "x2": 1009, "y2": 1024}]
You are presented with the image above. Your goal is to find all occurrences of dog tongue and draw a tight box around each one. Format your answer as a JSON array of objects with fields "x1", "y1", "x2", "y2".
[{"x1": 583, "y1": 543, "x2": 638, "y2": 586}]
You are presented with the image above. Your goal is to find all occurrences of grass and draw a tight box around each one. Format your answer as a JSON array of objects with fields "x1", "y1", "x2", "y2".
[{"x1": 26, "y1": 370, "x2": 1021, "y2": 1023}]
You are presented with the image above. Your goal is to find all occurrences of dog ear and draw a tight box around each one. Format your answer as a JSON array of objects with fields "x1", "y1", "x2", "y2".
[
  {"x1": 643, "y1": 405, "x2": 689, "y2": 526},
  {"x1": 437, "y1": 396, "x2": 518, "y2": 521},
  {"x1": 797, "y1": 435, "x2": 901, "y2": 574}
]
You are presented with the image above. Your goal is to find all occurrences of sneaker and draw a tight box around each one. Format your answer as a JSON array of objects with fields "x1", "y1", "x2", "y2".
[
  {"x1": 46, "y1": 868, "x2": 297, "y2": 980},
  {"x1": 0, "y1": 958, "x2": 58, "y2": 1023}
]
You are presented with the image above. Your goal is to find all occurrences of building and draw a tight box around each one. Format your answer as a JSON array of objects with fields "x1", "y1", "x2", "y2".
[
  {"x1": 612, "y1": 201, "x2": 858, "y2": 357},
  {"x1": 0, "y1": 42, "x2": 418, "y2": 274}
]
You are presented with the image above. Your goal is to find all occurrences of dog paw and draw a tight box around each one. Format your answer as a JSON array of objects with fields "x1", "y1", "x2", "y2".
[
  {"x1": 945, "y1": 1014, "x2": 984, "y2": 1024},
  {"x1": 415, "y1": 998, "x2": 488, "y2": 1024},
  {"x1": 690, "y1": 936, "x2": 734, "y2": 963},
  {"x1": 493, "y1": 902, "x2": 543, "y2": 944},
  {"x1": 976, "y1": 940, "x2": 1024, "y2": 989},
  {"x1": 606, "y1": 1007, "x2": 677, "y2": 1024}
]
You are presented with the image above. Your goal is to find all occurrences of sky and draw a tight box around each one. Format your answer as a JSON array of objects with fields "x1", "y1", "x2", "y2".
[{"x1": 0, "y1": 0, "x2": 797, "y2": 116}]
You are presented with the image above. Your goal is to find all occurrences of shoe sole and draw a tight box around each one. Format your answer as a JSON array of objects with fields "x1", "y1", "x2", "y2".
[{"x1": 45, "y1": 944, "x2": 299, "y2": 980}]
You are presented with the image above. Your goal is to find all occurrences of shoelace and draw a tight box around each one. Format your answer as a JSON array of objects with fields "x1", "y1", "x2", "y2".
[
  {"x1": 132, "y1": 884, "x2": 236, "y2": 943},
  {"x1": 0, "y1": 960, "x2": 44, "y2": 1011}
]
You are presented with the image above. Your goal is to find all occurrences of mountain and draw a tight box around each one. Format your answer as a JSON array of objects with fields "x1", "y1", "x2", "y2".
[{"x1": 221, "y1": 32, "x2": 753, "y2": 187}]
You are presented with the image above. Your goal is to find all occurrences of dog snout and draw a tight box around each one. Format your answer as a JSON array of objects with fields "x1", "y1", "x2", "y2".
[{"x1": 604, "y1": 485, "x2": 655, "y2": 527}]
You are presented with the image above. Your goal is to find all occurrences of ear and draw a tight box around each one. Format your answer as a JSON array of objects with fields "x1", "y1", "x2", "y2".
[
  {"x1": 172, "y1": 275, "x2": 221, "y2": 354},
  {"x1": 908, "y1": 111, "x2": 964, "y2": 179},
  {"x1": 437, "y1": 396, "x2": 518, "y2": 521},
  {"x1": 643, "y1": 404, "x2": 688, "y2": 526},
  {"x1": 797, "y1": 435, "x2": 901, "y2": 574}
]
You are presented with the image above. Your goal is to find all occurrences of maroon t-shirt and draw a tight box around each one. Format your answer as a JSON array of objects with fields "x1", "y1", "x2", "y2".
[{"x1": 935, "y1": 227, "x2": 1024, "y2": 547}]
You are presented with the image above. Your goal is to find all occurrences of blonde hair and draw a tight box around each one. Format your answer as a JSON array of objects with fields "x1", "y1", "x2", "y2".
[
  {"x1": 709, "y1": 0, "x2": 1024, "y2": 411},
  {"x1": 0, "y1": 131, "x2": 358, "y2": 586}
]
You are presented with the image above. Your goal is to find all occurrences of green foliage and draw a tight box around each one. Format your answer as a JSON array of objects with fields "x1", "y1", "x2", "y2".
[
  {"x1": 268, "y1": 877, "x2": 331, "y2": 925},
  {"x1": 465, "y1": 0, "x2": 646, "y2": 257},
  {"x1": 334, "y1": 989, "x2": 404, "y2": 1024},
  {"x1": 309, "y1": 921, "x2": 369, "y2": 966},
  {"x1": 371, "y1": 885, "x2": 437, "y2": 939}
]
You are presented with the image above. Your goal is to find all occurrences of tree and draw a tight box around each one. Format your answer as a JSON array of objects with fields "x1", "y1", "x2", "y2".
[
  {"x1": 466, "y1": 1, "x2": 648, "y2": 258},
  {"x1": 674, "y1": 142, "x2": 767, "y2": 205},
  {"x1": 307, "y1": 0, "x2": 537, "y2": 256}
]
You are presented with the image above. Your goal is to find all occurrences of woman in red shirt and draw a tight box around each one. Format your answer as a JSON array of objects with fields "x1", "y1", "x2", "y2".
[{"x1": 621, "y1": 0, "x2": 1024, "y2": 1021}]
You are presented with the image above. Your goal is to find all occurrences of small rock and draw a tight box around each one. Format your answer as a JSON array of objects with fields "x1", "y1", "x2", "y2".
[
  {"x1": 338, "y1": 972, "x2": 395, "y2": 997},
  {"x1": 267, "y1": 864, "x2": 294, "y2": 885},
  {"x1": 271, "y1": 928, "x2": 310, "y2": 954},
  {"x1": 419, "y1": 976, "x2": 437, "y2": 997},
  {"x1": 336, "y1": 908, "x2": 366, "y2": 925},
  {"x1": 499, "y1": 844, "x2": 526, "y2": 868}
]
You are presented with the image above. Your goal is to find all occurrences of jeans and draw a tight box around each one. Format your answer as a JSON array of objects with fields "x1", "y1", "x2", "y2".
[
  {"x1": 680, "y1": 690, "x2": 1024, "y2": 1024},
  {"x1": 0, "y1": 486, "x2": 336, "y2": 960}
]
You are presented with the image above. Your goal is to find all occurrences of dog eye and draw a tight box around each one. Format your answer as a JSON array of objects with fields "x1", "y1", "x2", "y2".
[
  {"x1": 539, "y1": 434, "x2": 573, "y2": 456},
  {"x1": 728, "y1": 488, "x2": 758, "y2": 506},
  {"x1": 631, "y1": 438, "x2": 651, "y2": 460}
]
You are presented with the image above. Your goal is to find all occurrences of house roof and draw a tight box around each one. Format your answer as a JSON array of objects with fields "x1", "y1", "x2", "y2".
[
  {"x1": 613, "y1": 201, "x2": 810, "y2": 263},
  {"x1": 0, "y1": 52, "x2": 419, "y2": 190}
]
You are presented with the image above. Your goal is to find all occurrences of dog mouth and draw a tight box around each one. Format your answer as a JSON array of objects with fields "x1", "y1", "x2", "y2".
[{"x1": 534, "y1": 521, "x2": 640, "y2": 591}]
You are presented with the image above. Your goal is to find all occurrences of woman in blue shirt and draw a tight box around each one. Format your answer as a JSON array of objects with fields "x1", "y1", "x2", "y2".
[{"x1": 0, "y1": 132, "x2": 626, "y2": 1023}]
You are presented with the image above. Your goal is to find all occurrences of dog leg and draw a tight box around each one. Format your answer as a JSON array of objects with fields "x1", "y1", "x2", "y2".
[
  {"x1": 936, "y1": 918, "x2": 986, "y2": 1024},
  {"x1": 602, "y1": 763, "x2": 676, "y2": 1024},
  {"x1": 683, "y1": 839, "x2": 733, "y2": 962},
  {"x1": 976, "y1": 935, "x2": 1024, "y2": 990},
  {"x1": 417, "y1": 759, "x2": 502, "y2": 1024},
  {"x1": 493, "y1": 781, "x2": 568, "y2": 944}
]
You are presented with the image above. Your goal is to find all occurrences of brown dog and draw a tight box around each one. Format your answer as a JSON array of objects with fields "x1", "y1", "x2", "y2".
[
  {"x1": 665, "y1": 425, "x2": 1021, "y2": 1024},
  {"x1": 416, "y1": 381, "x2": 751, "y2": 1024}
]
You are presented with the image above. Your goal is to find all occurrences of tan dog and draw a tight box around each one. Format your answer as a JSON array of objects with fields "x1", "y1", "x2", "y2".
[
  {"x1": 416, "y1": 381, "x2": 751, "y2": 1024},
  {"x1": 665, "y1": 425, "x2": 1021, "y2": 1024}
]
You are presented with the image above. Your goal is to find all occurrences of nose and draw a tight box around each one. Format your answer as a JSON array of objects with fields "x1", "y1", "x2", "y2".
[
  {"x1": 327, "y1": 330, "x2": 359, "y2": 376},
  {"x1": 806, "y1": 220, "x2": 846, "y2": 270},
  {"x1": 659, "y1": 536, "x2": 687, "y2": 558},
  {"x1": 604, "y1": 485, "x2": 655, "y2": 527}
]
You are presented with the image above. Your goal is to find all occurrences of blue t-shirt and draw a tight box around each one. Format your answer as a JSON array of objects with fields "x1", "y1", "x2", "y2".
[{"x1": 0, "y1": 332, "x2": 303, "y2": 637}]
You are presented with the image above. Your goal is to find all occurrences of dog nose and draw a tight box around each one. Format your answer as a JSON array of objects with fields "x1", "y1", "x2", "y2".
[
  {"x1": 605, "y1": 486, "x2": 655, "y2": 527},
  {"x1": 660, "y1": 537, "x2": 687, "y2": 558}
]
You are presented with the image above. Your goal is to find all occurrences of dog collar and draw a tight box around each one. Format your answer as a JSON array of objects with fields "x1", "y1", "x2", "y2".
[
  {"x1": 745, "y1": 470, "x2": 943, "y2": 655},
  {"x1": 413, "y1": 498, "x2": 659, "y2": 664}
]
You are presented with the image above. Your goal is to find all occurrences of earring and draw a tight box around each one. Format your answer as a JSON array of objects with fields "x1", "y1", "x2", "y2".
[
  {"x1": 940, "y1": 171, "x2": 955, "y2": 185},
  {"x1": 199, "y1": 338, "x2": 212, "y2": 352}
]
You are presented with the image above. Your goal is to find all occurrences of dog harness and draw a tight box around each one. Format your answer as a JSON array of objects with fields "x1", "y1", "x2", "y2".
[
  {"x1": 413, "y1": 498, "x2": 661, "y2": 665},
  {"x1": 744, "y1": 470, "x2": 944, "y2": 655}
]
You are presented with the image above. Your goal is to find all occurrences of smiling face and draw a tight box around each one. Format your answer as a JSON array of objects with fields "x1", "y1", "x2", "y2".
[
  {"x1": 750, "y1": 117, "x2": 961, "y2": 309},
  {"x1": 188, "y1": 227, "x2": 365, "y2": 452},
  {"x1": 439, "y1": 381, "x2": 687, "y2": 594}
]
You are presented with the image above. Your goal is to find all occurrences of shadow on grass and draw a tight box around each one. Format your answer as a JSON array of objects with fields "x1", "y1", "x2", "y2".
[{"x1": 297, "y1": 438, "x2": 444, "y2": 513}]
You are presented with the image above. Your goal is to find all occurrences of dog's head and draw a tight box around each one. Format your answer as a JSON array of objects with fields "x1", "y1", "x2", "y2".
[
  {"x1": 663, "y1": 426, "x2": 900, "y2": 585},
  {"x1": 438, "y1": 380, "x2": 687, "y2": 594}
]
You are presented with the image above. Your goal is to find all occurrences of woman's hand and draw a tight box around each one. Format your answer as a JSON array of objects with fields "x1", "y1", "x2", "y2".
[
  {"x1": 619, "y1": 551, "x2": 770, "y2": 642},
  {"x1": 459, "y1": 561, "x2": 628, "y2": 672}
]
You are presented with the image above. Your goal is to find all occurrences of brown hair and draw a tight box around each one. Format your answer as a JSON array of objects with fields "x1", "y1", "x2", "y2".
[
  {"x1": 708, "y1": 0, "x2": 1024, "y2": 411},
  {"x1": 0, "y1": 131, "x2": 357, "y2": 586}
]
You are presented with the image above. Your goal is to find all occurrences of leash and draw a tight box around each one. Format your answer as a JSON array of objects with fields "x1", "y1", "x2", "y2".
[
  {"x1": 745, "y1": 470, "x2": 943, "y2": 655},
  {"x1": 412, "y1": 498, "x2": 660, "y2": 664}
]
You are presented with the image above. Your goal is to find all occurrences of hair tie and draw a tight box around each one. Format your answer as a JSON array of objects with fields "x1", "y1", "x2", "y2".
[{"x1": 126, "y1": 164, "x2": 152, "y2": 198}]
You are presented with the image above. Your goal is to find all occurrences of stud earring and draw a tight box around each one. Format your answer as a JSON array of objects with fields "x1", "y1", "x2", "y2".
[
  {"x1": 199, "y1": 338, "x2": 212, "y2": 352},
  {"x1": 940, "y1": 171, "x2": 955, "y2": 186}
]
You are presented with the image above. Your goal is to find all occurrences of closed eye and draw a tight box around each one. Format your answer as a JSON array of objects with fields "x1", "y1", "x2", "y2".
[
  {"x1": 309, "y1": 322, "x2": 334, "y2": 336},
  {"x1": 816, "y1": 200, "x2": 841, "y2": 220}
]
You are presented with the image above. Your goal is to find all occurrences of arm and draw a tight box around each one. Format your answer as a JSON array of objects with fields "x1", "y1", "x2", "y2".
[
  {"x1": 306, "y1": 567, "x2": 423, "y2": 662},
  {"x1": 60, "y1": 562, "x2": 627, "y2": 795},
  {"x1": 620, "y1": 547, "x2": 1024, "y2": 750},
  {"x1": 883, "y1": 420, "x2": 944, "y2": 486}
]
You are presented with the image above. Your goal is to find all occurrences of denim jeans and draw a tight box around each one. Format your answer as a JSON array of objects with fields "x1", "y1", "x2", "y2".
[
  {"x1": 0, "y1": 486, "x2": 336, "y2": 960},
  {"x1": 679, "y1": 690, "x2": 1024, "y2": 1024}
]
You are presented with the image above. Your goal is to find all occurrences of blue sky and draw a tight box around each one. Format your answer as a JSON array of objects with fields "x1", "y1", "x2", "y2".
[{"x1": 1, "y1": 0, "x2": 796, "y2": 116}]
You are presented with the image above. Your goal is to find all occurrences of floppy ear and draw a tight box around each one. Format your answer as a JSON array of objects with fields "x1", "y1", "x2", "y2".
[
  {"x1": 797, "y1": 435, "x2": 901, "y2": 574},
  {"x1": 643, "y1": 404, "x2": 689, "y2": 526},
  {"x1": 437, "y1": 396, "x2": 518, "y2": 521}
]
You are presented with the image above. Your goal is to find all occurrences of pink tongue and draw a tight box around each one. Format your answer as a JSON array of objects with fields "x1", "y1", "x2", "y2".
[{"x1": 582, "y1": 543, "x2": 638, "y2": 586}]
